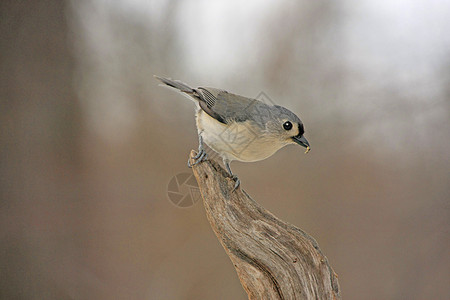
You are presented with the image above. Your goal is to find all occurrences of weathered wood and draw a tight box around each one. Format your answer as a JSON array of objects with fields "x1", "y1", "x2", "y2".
[{"x1": 190, "y1": 151, "x2": 341, "y2": 300}]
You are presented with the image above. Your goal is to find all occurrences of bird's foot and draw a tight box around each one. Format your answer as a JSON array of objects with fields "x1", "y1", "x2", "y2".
[
  {"x1": 193, "y1": 148, "x2": 205, "y2": 160},
  {"x1": 231, "y1": 175, "x2": 240, "y2": 191},
  {"x1": 188, "y1": 149, "x2": 208, "y2": 168}
]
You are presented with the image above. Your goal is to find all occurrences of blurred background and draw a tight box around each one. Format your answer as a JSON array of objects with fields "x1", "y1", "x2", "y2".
[{"x1": 1, "y1": 0, "x2": 449, "y2": 299}]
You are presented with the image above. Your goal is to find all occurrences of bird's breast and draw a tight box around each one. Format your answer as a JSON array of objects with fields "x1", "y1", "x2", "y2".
[{"x1": 196, "y1": 111, "x2": 285, "y2": 162}]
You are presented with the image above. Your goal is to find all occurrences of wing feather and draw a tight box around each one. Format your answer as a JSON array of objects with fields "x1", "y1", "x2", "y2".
[
  {"x1": 155, "y1": 76, "x2": 271, "y2": 126},
  {"x1": 197, "y1": 87, "x2": 267, "y2": 125}
]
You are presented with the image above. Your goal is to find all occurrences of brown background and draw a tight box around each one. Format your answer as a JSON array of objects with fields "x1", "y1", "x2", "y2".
[{"x1": 1, "y1": 1, "x2": 449, "y2": 299}]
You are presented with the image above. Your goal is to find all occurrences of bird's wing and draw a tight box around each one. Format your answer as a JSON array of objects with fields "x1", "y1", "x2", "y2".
[
  {"x1": 155, "y1": 76, "x2": 269, "y2": 125},
  {"x1": 196, "y1": 87, "x2": 266, "y2": 124}
]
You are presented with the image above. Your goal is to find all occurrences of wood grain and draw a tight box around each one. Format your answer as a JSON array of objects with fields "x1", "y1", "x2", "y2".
[{"x1": 190, "y1": 151, "x2": 341, "y2": 300}]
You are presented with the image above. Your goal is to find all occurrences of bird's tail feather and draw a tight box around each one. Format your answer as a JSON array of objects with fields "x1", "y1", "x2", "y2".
[{"x1": 154, "y1": 76, "x2": 194, "y2": 93}]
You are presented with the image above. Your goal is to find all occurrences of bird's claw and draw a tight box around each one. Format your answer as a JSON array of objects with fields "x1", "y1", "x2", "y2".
[
  {"x1": 193, "y1": 149, "x2": 204, "y2": 160},
  {"x1": 231, "y1": 175, "x2": 240, "y2": 191},
  {"x1": 188, "y1": 149, "x2": 207, "y2": 168}
]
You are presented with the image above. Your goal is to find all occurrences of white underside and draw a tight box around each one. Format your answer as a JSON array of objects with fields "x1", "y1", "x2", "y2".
[{"x1": 196, "y1": 109, "x2": 287, "y2": 162}]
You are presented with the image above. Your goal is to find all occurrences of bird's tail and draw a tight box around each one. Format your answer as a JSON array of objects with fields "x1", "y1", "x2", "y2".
[{"x1": 154, "y1": 76, "x2": 194, "y2": 94}]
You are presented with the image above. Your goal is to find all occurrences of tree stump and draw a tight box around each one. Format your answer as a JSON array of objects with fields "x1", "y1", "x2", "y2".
[{"x1": 189, "y1": 151, "x2": 341, "y2": 300}]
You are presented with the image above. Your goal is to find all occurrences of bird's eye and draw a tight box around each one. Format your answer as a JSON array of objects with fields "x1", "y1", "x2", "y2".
[{"x1": 283, "y1": 121, "x2": 293, "y2": 130}]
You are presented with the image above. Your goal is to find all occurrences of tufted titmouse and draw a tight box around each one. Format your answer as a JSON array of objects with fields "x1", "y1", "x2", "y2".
[{"x1": 155, "y1": 76, "x2": 310, "y2": 189}]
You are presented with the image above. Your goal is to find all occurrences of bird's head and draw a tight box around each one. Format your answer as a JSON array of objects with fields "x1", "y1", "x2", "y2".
[{"x1": 265, "y1": 105, "x2": 310, "y2": 153}]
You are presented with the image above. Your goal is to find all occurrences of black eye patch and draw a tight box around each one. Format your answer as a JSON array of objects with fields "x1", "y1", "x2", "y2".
[{"x1": 298, "y1": 123, "x2": 304, "y2": 136}]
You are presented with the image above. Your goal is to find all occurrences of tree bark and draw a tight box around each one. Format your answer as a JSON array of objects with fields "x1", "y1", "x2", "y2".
[{"x1": 190, "y1": 151, "x2": 341, "y2": 300}]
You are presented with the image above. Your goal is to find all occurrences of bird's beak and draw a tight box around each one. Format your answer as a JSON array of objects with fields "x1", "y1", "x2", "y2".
[{"x1": 292, "y1": 135, "x2": 311, "y2": 153}]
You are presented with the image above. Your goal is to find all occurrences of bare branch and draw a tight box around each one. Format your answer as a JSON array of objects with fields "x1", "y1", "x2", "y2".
[{"x1": 190, "y1": 151, "x2": 341, "y2": 300}]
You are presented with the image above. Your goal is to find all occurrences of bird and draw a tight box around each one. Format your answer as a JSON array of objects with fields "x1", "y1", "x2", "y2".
[{"x1": 155, "y1": 76, "x2": 310, "y2": 190}]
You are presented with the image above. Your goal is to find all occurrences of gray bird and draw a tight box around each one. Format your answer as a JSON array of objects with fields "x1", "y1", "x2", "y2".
[{"x1": 155, "y1": 76, "x2": 310, "y2": 189}]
